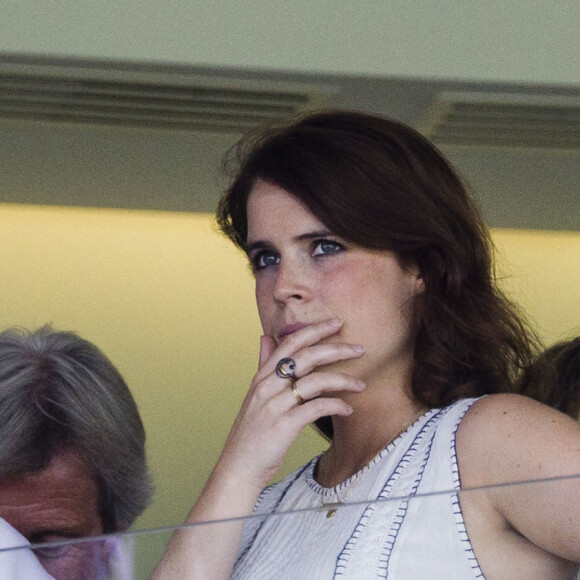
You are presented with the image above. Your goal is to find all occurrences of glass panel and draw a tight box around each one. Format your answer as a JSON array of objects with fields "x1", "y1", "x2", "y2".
[{"x1": 2, "y1": 473, "x2": 580, "y2": 579}]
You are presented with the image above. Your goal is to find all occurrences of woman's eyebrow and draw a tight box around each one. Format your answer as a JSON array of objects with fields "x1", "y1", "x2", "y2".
[
  {"x1": 247, "y1": 229, "x2": 334, "y2": 252},
  {"x1": 245, "y1": 240, "x2": 270, "y2": 255},
  {"x1": 246, "y1": 229, "x2": 335, "y2": 256},
  {"x1": 295, "y1": 229, "x2": 334, "y2": 242}
]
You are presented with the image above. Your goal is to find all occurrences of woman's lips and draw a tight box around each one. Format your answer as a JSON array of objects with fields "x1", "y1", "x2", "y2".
[{"x1": 278, "y1": 322, "x2": 308, "y2": 342}]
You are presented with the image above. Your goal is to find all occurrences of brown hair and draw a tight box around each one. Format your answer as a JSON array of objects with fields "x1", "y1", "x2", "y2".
[
  {"x1": 519, "y1": 337, "x2": 580, "y2": 418},
  {"x1": 218, "y1": 110, "x2": 538, "y2": 438}
]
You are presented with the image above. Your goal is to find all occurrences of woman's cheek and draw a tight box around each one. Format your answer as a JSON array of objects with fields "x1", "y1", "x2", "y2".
[{"x1": 255, "y1": 284, "x2": 275, "y2": 333}]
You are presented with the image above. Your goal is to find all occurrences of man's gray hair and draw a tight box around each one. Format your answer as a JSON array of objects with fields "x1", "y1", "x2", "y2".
[{"x1": 0, "y1": 326, "x2": 153, "y2": 532}]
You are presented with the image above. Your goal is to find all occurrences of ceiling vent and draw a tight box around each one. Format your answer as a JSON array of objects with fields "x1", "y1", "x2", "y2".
[
  {"x1": 419, "y1": 91, "x2": 580, "y2": 151},
  {"x1": 0, "y1": 61, "x2": 333, "y2": 133}
]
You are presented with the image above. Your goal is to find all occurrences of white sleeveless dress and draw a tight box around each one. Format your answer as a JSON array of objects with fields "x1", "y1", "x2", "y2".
[{"x1": 232, "y1": 397, "x2": 486, "y2": 579}]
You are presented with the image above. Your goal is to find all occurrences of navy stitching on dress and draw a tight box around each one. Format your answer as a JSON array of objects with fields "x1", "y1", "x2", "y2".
[
  {"x1": 379, "y1": 423, "x2": 436, "y2": 578},
  {"x1": 334, "y1": 408, "x2": 443, "y2": 578},
  {"x1": 450, "y1": 399, "x2": 486, "y2": 579},
  {"x1": 235, "y1": 461, "x2": 312, "y2": 565}
]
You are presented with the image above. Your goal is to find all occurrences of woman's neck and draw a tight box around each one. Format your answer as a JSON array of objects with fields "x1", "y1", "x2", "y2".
[{"x1": 316, "y1": 393, "x2": 427, "y2": 487}]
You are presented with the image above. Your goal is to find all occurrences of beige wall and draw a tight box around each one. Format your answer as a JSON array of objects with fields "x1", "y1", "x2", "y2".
[
  {"x1": 493, "y1": 229, "x2": 580, "y2": 342},
  {"x1": 2, "y1": 1, "x2": 579, "y2": 85}
]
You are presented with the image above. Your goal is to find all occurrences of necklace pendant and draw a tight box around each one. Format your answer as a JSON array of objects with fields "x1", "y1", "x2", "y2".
[{"x1": 322, "y1": 501, "x2": 342, "y2": 518}]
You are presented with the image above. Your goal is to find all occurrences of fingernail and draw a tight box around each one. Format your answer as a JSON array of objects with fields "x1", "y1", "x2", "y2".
[
  {"x1": 329, "y1": 318, "x2": 343, "y2": 327},
  {"x1": 357, "y1": 380, "x2": 366, "y2": 389},
  {"x1": 352, "y1": 344, "x2": 365, "y2": 353}
]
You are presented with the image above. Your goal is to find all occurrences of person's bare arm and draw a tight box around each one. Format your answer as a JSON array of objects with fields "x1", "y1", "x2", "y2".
[{"x1": 458, "y1": 393, "x2": 580, "y2": 563}]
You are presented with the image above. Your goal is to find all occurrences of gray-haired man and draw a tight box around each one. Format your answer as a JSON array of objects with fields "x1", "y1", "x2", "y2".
[{"x1": 0, "y1": 326, "x2": 153, "y2": 579}]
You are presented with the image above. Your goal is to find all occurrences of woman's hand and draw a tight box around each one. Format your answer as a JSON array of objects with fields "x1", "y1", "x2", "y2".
[
  {"x1": 217, "y1": 317, "x2": 366, "y2": 493},
  {"x1": 150, "y1": 318, "x2": 365, "y2": 580}
]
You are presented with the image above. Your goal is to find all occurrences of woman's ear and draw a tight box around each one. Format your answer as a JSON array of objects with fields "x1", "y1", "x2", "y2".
[
  {"x1": 413, "y1": 270, "x2": 425, "y2": 295},
  {"x1": 397, "y1": 253, "x2": 425, "y2": 296},
  {"x1": 406, "y1": 262, "x2": 425, "y2": 295}
]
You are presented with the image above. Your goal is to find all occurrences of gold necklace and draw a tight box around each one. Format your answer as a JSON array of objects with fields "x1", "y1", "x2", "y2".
[
  {"x1": 319, "y1": 407, "x2": 427, "y2": 518},
  {"x1": 320, "y1": 476, "x2": 362, "y2": 519}
]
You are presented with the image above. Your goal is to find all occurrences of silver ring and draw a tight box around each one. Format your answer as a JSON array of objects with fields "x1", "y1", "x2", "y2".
[
  {"x1": 275, "y1": 357, "x2": 297, "y2": 380},
  {"x1": 291, "y1": 384, "x2": 305, "y2": 405}
]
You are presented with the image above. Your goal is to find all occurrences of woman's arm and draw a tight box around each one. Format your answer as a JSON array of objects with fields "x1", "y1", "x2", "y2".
[
  {"x1": 148, "y1": 457, "x2": 263, "y2": 580},
  {"x1": 458, "y1": 393, "x2": 580, "y2": 563},
  {"x1": 151, "y1": 320, "x2": 366, "y2": 579}
]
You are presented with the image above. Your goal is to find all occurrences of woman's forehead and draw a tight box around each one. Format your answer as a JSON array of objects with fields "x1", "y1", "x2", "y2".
[{"x1": 246, "y1": 181, "x2": 325, "y2": 241}]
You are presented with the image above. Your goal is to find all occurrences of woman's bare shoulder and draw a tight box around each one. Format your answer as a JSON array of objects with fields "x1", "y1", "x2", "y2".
[
  {"x1": 458, "y1": 393, "x2": 580, "y2": 487},
  {"x1": 456, "y1": 395, "x2": 580, "y2": 565},
  {"x1": 460, "y1": 392, "x2": 579, "y2": 437},
  {"x1": 463, "y1": 392, "x2": 576, "y2": 426}
]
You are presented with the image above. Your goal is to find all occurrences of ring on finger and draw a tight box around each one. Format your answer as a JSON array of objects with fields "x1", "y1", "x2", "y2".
[
  {"x1": 291, "y1": 384, "x2": 306, "y2": 405},
  {"x1": 276, "y1": 357, "x2": 297, "y2": 380}
]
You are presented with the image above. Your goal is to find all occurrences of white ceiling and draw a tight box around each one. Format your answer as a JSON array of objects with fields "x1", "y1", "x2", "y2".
[{"x1": 1, "y1": 56, "x2": 578, "y2": 231}]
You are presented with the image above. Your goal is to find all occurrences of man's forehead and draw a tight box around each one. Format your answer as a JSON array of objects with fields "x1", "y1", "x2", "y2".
[{"x1": 0, "y1": 449, "x2": 102, "y2": 538}]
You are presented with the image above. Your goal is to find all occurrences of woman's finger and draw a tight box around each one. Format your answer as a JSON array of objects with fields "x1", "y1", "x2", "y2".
[
  {"x1": 285, "y1": 372, "x2": 365, "y2": 404},
  {"x1": 258, "y1": 335, "x2": 277, "y2": 368},
  {"x1": 280, "y1": 343, "x2": 365, "y2": 380},
  {"x1": 256, "y1": 319, "x2": 345, "y2": 379},
  {"x1": 290, "y1": 397, "x2": 354, "y2": 424}
]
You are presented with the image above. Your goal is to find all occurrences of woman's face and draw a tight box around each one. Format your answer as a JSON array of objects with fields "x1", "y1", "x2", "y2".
[{"x1": 246, "y1": 180, "x2": 424, "y2": 385}]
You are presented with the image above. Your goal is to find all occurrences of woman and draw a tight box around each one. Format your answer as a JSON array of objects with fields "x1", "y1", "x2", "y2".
[{"x1": 153, "y1": 111, "x2": 580, "y2": 579}]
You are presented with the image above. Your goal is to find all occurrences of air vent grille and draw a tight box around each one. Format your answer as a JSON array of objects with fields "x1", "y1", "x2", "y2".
[
  {"x1": 419, "y1": 92, "x2": 580, "y2": 150},
  {"x1": 0, "y1": 69, "x2": 327, "y2": 132}
]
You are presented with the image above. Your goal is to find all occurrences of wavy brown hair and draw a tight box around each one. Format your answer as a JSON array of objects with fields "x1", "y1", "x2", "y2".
[{"x1": 217, "y1": 110, "x2": 539, "y2": 438}]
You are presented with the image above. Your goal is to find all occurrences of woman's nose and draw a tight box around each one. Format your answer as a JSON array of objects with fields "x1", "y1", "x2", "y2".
[{"x1": 272, "y1": 261, "x2": 311, "y2": 303}]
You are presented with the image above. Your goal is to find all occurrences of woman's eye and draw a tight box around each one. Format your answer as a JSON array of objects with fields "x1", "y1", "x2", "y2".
[
  {"x1": 252, "y1": 250, "x2": 279, "y2": 270},
  {"x1": 312, "y1": 240, "x2": 343, "y2": 257}
]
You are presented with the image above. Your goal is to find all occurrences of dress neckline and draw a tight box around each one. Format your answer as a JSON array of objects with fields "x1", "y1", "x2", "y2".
[{"x1": 306, "y1": 407, "x2": 435, "y2": 498}]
